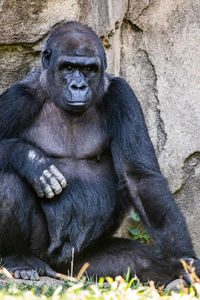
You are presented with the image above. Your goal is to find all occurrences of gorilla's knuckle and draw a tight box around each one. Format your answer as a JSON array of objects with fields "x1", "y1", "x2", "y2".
[
  {"x1": 49, "y1": 165, "x2": 58, "y2": 173},
  {"x1": 43, "y1": 169, "x2": 49, "y2": 176},
  {"x1": 39, "y1": 175, "x2": 46, "y2": 184},
  {"x1": 44, "y1": 184, "x2": 52, "y2": 192}
]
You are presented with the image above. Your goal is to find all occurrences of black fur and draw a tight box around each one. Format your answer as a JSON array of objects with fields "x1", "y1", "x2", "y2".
[{"x1": 0, "y1": 21, "x2": 198, "y2": 285}]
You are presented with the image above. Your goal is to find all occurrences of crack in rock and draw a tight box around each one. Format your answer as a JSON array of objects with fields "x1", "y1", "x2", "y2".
[
  {"x1": 174, "y1": 152, "x2": 200, "y2": 196},
  {"x1": 126, "y1": 0, "x2": 150, "y2": 22},
  {"x1": 120, "y1": 18, "x2": 167, "y2": 154},
  {"x1": 140, "y1": 49, "x2": 167, "y2": 153}
]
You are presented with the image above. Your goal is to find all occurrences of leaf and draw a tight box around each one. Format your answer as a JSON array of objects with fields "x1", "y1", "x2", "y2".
[
  {"x1": 127, "y1": 278, "x2": 135, "y2": 288},
  {"x1": 129, "y1": 228, "x2": 141, "y2": 235},
  {"x1": 132, "y1": 236, "x2": 140, "y2": 241},
  {"x1": 99, "y1": 277, "x2": 104, "y2": 284},
  {"x1": 105, "y1": 277, "x2": 114, "y2": 284},
  {"x1": 125, "y1": 267, "x2": 131, "y2": 282},
  {"x1": 130, "y1": 212, "x2": 141, "y2": 222},
  {"x1": 98, "y1": 277, "x2": 104, "y2": 288},
  {"x1": 143, "y1": 234, "x2": 151, "y2": 239}
]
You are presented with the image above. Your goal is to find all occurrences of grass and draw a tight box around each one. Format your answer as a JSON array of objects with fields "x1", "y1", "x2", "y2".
[
  {"x1": 0, "y1": 260, "x2": 199, "y2": 299},
  {"x1": 0, "y1": 274, "x2": 199, "y2": 299}
]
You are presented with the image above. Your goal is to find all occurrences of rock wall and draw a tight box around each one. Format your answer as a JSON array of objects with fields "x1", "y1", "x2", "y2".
[{"x1": 1, "y1": 0, "x2": 200, "y2": 255}]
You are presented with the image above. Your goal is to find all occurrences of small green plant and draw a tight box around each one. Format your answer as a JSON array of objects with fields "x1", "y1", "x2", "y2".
[{"x1": 129, "y1": 212, "x2": 153, "y2": 244}]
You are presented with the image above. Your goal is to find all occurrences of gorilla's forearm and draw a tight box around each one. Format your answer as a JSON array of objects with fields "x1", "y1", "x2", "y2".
[
  {"x1": 0, "y1": 138, "x2": 48, "y2": 174},
  {"x1": 123, "y1": 172, "x2": 195, "y2": 259}
]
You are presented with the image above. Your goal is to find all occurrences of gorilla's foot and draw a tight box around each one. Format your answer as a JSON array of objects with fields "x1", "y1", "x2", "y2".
[
  {"x1": 3, "y1": 254, "x2": 57, "y2": 280},
  {"x1": 12, "y1": 269, "x2": 40, "y2": 280}
]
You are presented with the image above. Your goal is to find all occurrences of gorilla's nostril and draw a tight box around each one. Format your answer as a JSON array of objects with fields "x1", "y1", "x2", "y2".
[
  {"x1": 71, "y1": 84, "x2": 87, "y2": 90},
  {"x1": 71, "y1": 84, "x2": 79, "y2": 90},
  {"x1": 79, "y1": 85, "x2": 87, "y2": 90}
]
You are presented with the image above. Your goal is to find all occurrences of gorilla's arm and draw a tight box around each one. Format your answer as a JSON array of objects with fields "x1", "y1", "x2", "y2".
[
  {"x1": 0, "y1": 138, "x2": 66, "y2": 198},
  {"x1": 0, "y1": 71, "x2": 66, "y2": 198},
  {"x1": 105, "y1": 76, "x2": 195, "y2": 259}
]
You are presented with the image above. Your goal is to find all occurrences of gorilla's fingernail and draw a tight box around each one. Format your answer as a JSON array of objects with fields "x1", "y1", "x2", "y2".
[
  {"x1": 50, "y1": 165, "x2": 66, "y2": 185},
  {"x1": 61, "y1": 179, "x2": 67, "y2": 188},
  {"x1": 54, "y1": 189, "x2": 62, "y2": 195},
  {"x1": 46, "y1": 193, "x2": 54, "y2": 199}
]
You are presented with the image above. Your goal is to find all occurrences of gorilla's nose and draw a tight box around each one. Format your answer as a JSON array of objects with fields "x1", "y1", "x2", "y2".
[
  {"x1": 69, "y1": 80, "x2": 89, "y2": 102},
  {"x1": 69, "y1": 81, "x2": 88, "y2": 92}
]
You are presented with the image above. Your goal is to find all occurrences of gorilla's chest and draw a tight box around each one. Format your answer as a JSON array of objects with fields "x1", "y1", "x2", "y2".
[{"x1": 21, "y1": 101, "x2": 108, "y2": 159}]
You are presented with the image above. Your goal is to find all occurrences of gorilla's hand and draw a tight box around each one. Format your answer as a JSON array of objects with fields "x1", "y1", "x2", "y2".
[
  {"x1": 14, "y1": 146, "x2": 67, "y2": 199},
  {"x1": 32, "y1": 165, "x2": 67, "y2": 199},
  {"x1": 0, "y1": 140, "x2": 67, "y2": 199}
]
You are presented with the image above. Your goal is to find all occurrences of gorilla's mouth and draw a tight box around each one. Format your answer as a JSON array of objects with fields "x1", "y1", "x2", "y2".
[
  {"x1": 67, "y1": 100, "x2": 89, "y2": 106},
  {"x1": 65, "y1": 100, "x2": 90, "y2": 111}
]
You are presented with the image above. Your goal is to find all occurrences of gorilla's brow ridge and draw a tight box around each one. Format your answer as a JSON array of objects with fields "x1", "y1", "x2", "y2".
[{"x1": 57, "y1": 56, "x2": 100, "y2": 67}]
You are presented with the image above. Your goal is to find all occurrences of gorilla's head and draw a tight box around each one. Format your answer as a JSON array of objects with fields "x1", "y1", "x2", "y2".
[{"x1": 41, "y1": 21, "x2": 107, "y2": 112}]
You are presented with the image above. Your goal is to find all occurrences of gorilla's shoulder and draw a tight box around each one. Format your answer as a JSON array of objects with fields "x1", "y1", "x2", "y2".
[
  {"x1": 20, "y1": 67, "x2": 42, "y2": 89},
  {"x1": 7, "y1": 67, "x2": 45, "y2": 103},
  {"x1": 104, "y1": 73, "x2": 138, "y2": 108}
]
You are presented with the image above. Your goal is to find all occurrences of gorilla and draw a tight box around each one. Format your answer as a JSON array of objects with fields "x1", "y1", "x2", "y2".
[{"x1": 0, "y1": 21, "x2": 199, "y2": 284}]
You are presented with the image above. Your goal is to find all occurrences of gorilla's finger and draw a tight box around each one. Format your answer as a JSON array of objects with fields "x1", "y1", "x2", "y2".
[
  {"x1": 43, "y1": 170, "x2": 63, "y2": 195},
  {"x1": 50, "y1": 165, "x2": 67, "y2": 188},
  {"x1": 26, "y1": 270, "x2": 40, "y2": 281},
  {"x1": 14, "y1": 270, "x2": 21, "y2": 279},
  {"x1": 49, "y1": 177, "x2": 63, "y2": 195},
  {"x1": 39, "y1": 175, "x2": 55, "y2": 199},
  {"x1": 33, "y1": 271, "x2": 40, "y2": 281},
  {"x1": 32, "y1": 180, "x2": 44, "y2": 198},
  {"x1": 20, "y1": 270, "x2": 29, "y2": 280}
]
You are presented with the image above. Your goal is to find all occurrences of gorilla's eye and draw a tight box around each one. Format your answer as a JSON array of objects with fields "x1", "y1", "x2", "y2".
[
  {"x1": 86, "y1": 67, "x2": 92, "y2": 71},
  {"x1": 83, "y1": 65, "x2": 98, "y2": 74},
  {"x1": 65, "y1": 65, "x2": 73, "y2": 71},
  {"x1": 59, "y1": 63, "x2": 74, "y2": 72}
]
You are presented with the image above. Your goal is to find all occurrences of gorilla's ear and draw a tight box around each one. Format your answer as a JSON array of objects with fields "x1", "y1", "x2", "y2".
[
  {"x1": 104, "y1": 59, "x2": 107, "y2": 70},
  {"x1": 42, "y1": 49, "x2": 52, "y2": 68}
]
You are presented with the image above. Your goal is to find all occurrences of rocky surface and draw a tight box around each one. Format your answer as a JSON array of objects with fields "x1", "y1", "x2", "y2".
[
  {"x1": 0, "y1": 276, "x2": 65, "y2": 289},
  {"x1": 0, "y1": 0, "x2": 200, "y2": 254}
]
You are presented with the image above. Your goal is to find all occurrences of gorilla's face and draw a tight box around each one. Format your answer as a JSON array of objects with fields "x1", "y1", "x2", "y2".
[
  {"x1": 55, "y1": 55, "x2": 100, "y2": 112},
  {"x1": 42, "y1": 30, "x2": 106, "y2": 113}
]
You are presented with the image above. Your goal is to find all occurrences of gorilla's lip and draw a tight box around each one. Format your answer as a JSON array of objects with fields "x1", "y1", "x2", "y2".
[
  {"x1": 65, "y1": 100, "x2": 90, "y2": 112},
  {"x1": 66, "y1": 100, "x2": 89, "y2": 106}
]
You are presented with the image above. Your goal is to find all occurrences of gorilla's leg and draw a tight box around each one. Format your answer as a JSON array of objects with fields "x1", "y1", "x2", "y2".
[
  {"x1": 71, "y1": 238, "x2": 190, "y2": 286},
  {"x1": 0, "y1": 172, "x2": 56, "y2": 280}
]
